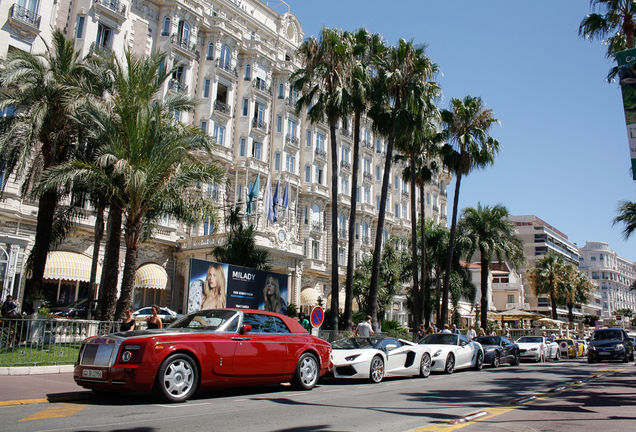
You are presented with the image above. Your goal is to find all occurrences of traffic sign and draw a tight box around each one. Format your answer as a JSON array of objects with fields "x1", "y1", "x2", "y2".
[
  {"x1": 310, "y1": 306, "x2": 324, "y2": 328},
  {"x1": 616, "y1": 315, "x2": 622, "y2": 321}
]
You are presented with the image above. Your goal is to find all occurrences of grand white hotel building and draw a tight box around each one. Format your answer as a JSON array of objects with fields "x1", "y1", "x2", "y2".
[{"x1": 0, "y1": 0, "x2": 450, "y2": 321}]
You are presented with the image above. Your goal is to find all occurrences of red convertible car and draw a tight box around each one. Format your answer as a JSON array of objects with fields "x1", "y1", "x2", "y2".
[{"x1": 74, "y1": 309, "x2": 332, "y2": 402}]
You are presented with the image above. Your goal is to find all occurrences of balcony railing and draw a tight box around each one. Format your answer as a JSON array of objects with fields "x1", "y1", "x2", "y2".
[
  {"x1": 9, "y1": 4, "x2": 41, "y2": 28},
  {"x1": 311, "y1": 221, "x2": 323, "y2": 232},
  {"x1": 214, "y1": 100, "x2": 231, "y2": 115},
  {"x1": 361, "y1": 236, "x2": 370, "y2": 246},
  {"x1": 286, "y1": 97, "x2": 298, "y2": 107},
  {"x1": 340, "y1": 128, "x2": 352, "y2": 139},
  {"x1": 170, "y1": 34, "x2": 196, "y2": 52},
  {"x1": 285, "y1": 134, "x2": 300, "y2": 146},
  {"x1": 315, "y1": 148, "x2": 327, "y2": 160},
  {"x1": 94, "y1": 0, "x2": 127, "y2": 16},
  {"x1": 252, "y1": 117, "x2": 268, "y2": 133},
  {"x1": 168, "y1": 79, "x2": 187, "y2": 93},
  {"x1": 253, "y1": 78, "x2": 271, "y2": 95},
  {"x1": 363, "y1": 172, "x2": 373, "y2": 181},
  {"x1": 215, "y1": 59, "x2": 237, "y2": 77},
  {"x1": 402, "y1": 190, "x2": 409, "y2": 198},
  {"x1": 338, "y1": 229, "x2": 348, "y2": 239},
  {"x1": 362, "y1": 140, "x2": 373, "y2": 150},
  {"x1": 340, "y1": 161, "x2": 351, "y2": 171}
]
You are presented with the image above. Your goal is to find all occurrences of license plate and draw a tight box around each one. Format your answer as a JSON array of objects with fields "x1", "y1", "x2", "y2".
[
  {"x1": 82, "y1": 369, "x2": 103, "y2": 378},
  {"x1": 599, "y1": 352, "x2": 610, "y2": 356}
]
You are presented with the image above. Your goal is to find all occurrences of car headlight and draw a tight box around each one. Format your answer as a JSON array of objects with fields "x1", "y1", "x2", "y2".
[
  {"x1": 589, "y1": 346, "x2": 596, "y2": 351},
  {"x1": 529, "y1": 348, "x2": 538, "y2": 352},
  {"x1": 345, "y1": 354, "x2": 360, "y2": 362},
  {"x1": 615, "y1": 345, "x2": 625, "y2": 351},
  {"x1": 433, "y1": 350, "x2": 442, "y2": 358}
]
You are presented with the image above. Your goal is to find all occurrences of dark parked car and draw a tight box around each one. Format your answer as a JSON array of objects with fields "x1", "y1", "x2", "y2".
[
  {"x1": 587, "y1": 328, "x2": 634, "y2": 363},
  {"x1": 50, "y1": 298, "x2": 88, "y2": 317},
  {"x1": 473, "y1": 336, "x2": 520, "y2": 367}
]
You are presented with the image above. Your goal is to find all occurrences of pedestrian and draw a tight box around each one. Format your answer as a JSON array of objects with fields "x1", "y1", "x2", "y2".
[
  {"x1": 426, "y1": 324, "x2": 435, "y2": 335},
  {"x1": 120, "y1": 307, "x2": 136, "y2": 332},
  {"x1": 1, "y1": 295, "x2": 18, "y2": 318},
  {"x1": 418, "y1": 324, "x2": 426, "y2": 341},
  {"x1": 441, "y1": 324, "x2": 452, "y2": 334},
  {"x1": 549, "y1": 332, "x2": 556, "y2": 342},
  {"x1": 147, "y1": 305, "x2": 162, "y2": 329},
  {"x1": 466, "y1": 325, "x2": 477, "y2": 341},
  {"x1": 451, "y1": 324, "x2": 461, "y2": 335},
  {"x1": 298, "y1": 312, "x2": 311, "y2": 332},
  {"x1": 489, "y1": 329, "x2": 496, "y2": 336},
  {"x1": 478, "y1": 328, "x2": 486, "y2": 337},
  {"x1": 356, "y1": 315, "x2": 374, "y2": 337}
]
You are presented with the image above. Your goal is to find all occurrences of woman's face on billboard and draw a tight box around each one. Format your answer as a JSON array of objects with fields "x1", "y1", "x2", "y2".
[
  {"x1": 265, "y1": 276, "x2": 276, "y2": 296},
  {"x1": 208, "y1": 267, "x2": 218, "y2": 289}
]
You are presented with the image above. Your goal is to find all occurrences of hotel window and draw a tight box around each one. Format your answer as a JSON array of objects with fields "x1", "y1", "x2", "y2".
[
  {"x1": 286, "y1": 152, "x2": 295, "y2": 173},
  {"x1": 274, "y1": 152, "x2": 281, "y2": 170},
  {"x1": 76, "y1": 15, "x2": 85, "y2": 39},
  {"x1": 312, "y1": 241, "x2": 320, "y2": 260},
  {"x1": 162, "y1": 17, "x2": 171, "y2": 36},
  {"x1": 252, "y1": 142, "x2": 262, "y2": 160},
  {"x1": 305, "y1": 165, "x2": 311, "y2": 182},
  {"x1": 239, "y1": 138, "x2": 246, "y2": 156},
  {"x1": 376, "y1": 139, "x2": 382, "y2": 153},
  {"x1": 200, "y1": 121, "x2": 207, "y2": 132},
  {"x1": 394, "y1": 175, "x2": 399, "y2": 190},
  {"x1": 507, "y1": 295, "x2": 515, "y2": 303},
  {"x1": 364, "y1": 188, "x2": 370, "y2": 204},
  {"x1": 213, "y1": 125, "x2": 225, "y2": 146},
  {"x1": 173, "y1": 110, "x2": 181, "y2": 122},
  {"x1": 394, "y1": 204, "x2": 399, "y2": 218},
  {"x1": 276, "y1": 115, "x2": 282, "y2": 133},
  {"x1": 341, "y1": 176, "x2": 349, "y2": 195},
  {"x1": 315, "y1": 165, "x2": 323, "y2": 184},
  {"x1": 203, "y1": 79, "x2": 211, "y2": 98},
  {"x1": 206, "y1": 43, "x2": 214, "y2": 60},
  {"x1": 242, "y1": 98, "x2": 249, "y2": 116},
  {"x1": 316, "y1": 133, "x2": 325, "y2": 151},
  {"x1": 402, "y1": 204, "x2": 407, "y2": 219},
  {"x1": 278, "y1": 83, "x2": 284, "y2": 99},
  {"x1": 219, "y1": 45, "x2": 231, "y2": 69},
  {"x1": 339, "y1": 248, "x2": 345, "y2": 266},
  {"x1": 341, "y1": 146, "x2": 350, "y2": 163},
  {"x1": 376, "y1": 166, "x2": 381, "y2": 181},
  {"x1": 96, "y1": 23, "x2": 113, "y2": 49},
  {"x1": 376, "y1": 196, "x2": 380, "y2": 210},
  {"x1": 287, "y1": 119, "x2": 297, "y2": 138},
  {"x1": 306, "y1": 130, "x2": 312, "y2": 147},
  {"x1": 303, "y1": 240, "x2": 307, "y2": 256},
  {"x1": 244, "y1": 64, "x2": 251, "y2": 80}
]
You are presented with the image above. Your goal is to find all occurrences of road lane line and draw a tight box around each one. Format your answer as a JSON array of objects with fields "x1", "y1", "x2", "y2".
[{"x1": 18, "y1": 404, "x2": 86, "y2": 422}]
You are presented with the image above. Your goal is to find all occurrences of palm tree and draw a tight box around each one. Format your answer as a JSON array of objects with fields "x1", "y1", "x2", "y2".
[
  {"x1": 457, "y1": 203, "x2": 526, "y2": 329},
  {"x1": 367, "y1": 39, "x2": 439, "y2": 327},
  {"x1": 526, "y1": 251, "x2": 567, "y2": 320},
  {"x1": 292, "y1": 27, "x2": 353, "y2": 330},
  {"x1": 439, "y1": 95, "x2": 500, "y2": 327},
  {"x1": 214, "y1": 206, "x2": 272, "y2": 270},
  {"x1": 613, "y1": 199, "x2": 636, "y2": 239},
  {"x1": 579, "y1": 0, "x2": 636, "y2": 82},
  {"x1": 0, "y1": 29, "x2": 101, "y2": 305},
  {"x1": 559, "y1": 266, "x2": 593, "y2": 330}
]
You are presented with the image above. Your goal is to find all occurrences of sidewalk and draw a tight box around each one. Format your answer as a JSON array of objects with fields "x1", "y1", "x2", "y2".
[{"x1": 0, "y1": 366, "x2": 92, "y2": 405}]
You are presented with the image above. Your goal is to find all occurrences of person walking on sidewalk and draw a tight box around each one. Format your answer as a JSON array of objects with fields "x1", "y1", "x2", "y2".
[{"x1": 356, "y1": 316, "x2": 374, "y2": 337}]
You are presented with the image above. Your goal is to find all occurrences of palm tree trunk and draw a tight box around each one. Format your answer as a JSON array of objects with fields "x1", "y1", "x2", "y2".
[
  {"x1": 86, "y1": 205, "x2": 104, "y2": 320},
  {"x1": 550, "y1": 295, "x2": 558, "y2": 321},
  {"x1": 114, "y1": 218, "x2": 143, "y2": 321},
  {"x1": 369, "y1": 125, "x2": 396, "y2": 328},
  {"x1": 344, "y1": 110, "x2": 361, "y2": 331},
  {"x1": 420, "y1": 183, "x2": 430, "y2": 327},
  {"x1": 567, "y1": 302, "x2": 574, "y2": 330},
  {"x1": 480, "y1": 247, "x2": 490, "y2": 330},
  {"x1": 441, "y1": 172, "x2": 462, "y2": 327},
  {"x1": 98, "y1": 206, "x2": 122, "y2": 321},
  {"x1": 26, "y1": 189, "x2": 58, "y2": 306},
  {"x1": 329, "y1": 119, "x2": 340, "y2": 330},
  {"x1": 409, "y1": 153, "x2": 420, "y2": 341}
]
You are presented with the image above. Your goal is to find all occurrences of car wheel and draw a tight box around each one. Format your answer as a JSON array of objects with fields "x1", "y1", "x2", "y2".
[
  {"x1": 153, "y1": 353, "x2": 198, "y2": 403},
  {"x1": 512, "y1": 350, "x2": 521, "y2": 366},
  {"x1": 445, "y1": 353, "x2": 455, "y2": 374},
  {"x1": 369, "y1": 356, "x2": 384, "y2": 383},
  {"x1": 474, "y1": 350, "x2": 484, "y2": 371},
  {"x1": 492, "y1": 352, "x2": 500, "y2": 368},
  {"x1": 419, "y1": 353, "x2": 431, "y2": 378},
  {"x1": 292, "y1": 352, "x2": 319, "y2": 390}
]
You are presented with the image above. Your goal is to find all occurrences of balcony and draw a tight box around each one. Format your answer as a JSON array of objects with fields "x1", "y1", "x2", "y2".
[
  {"x1": 402, "y1": 190, "x2": 409, "y2": 199},
  {"x1": 340, "y1": 161, "x2": 351, "y2": 171},
  {"x1": 340, "y1": 128, "x2": 352, "y2": 139},
  {"x1": 215, "y1": 59, "x2": 238, "y2": 78},
  {"x1": 286, "y1": 97, "x2": 298, "y2": 108},
  {"x1": 168, "y1": 79, "x2": 188, "y2": 93},
  {"x1": 311, "y1": 221, "x2": 323, "y2": 233},
  {"x1": 253, "y1": 78, "x2": 271, "y2": 96},
  {"x1": 363, "y1": 172, "x2": 373, "y2": 182},
  {"x1": 286, "y1": 134, "x2": 300, "y2": 150},
  {"x1": 315, "y1": 148, "x2": 327, "y2": 161},
  {"x1": 361, "y1": 140, "x2": 373, "y2": 150},
  {"x1": 252, "y1": 117, "x2": 268, "y2": 135},
  {"x1": 338, "y1": 229, "x2": 348, "y2": 240},
  {"x1": 94, "y1": 0, "x2": 127, "y2": 21},
  {"x1": 213, "y1": 100, "x2": 231, "y2": 117},
  {"x1": 361, "y1": 236, "x2": 371, "y2": 246},
  {"x1": 170, "y1": 34, "x2": 196, "y2": 54},
  {"x1": 8, "y1": 4, "x2": 41, "y2": 35}
]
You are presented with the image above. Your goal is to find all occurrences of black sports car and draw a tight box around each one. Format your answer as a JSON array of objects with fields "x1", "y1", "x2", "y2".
[{"x1": 473, "y1": 336, "x2": 520, "y2": 367}]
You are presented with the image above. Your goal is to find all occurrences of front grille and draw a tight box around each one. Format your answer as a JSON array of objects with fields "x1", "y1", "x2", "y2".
[
  {"x1": 335, "y1": 365, "x2": 356, "y2": 376},
  {"x1": 81, "y1": 344, "x2": 116, "y2": 366}
]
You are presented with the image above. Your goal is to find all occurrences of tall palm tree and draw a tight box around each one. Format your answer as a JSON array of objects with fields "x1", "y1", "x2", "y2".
[
  {"x1": 457, "y1": 203, "x2": 526, "y2": 329},
  {"x1": 367, "y1": 39, "x2": 439, "y2": 327},
  {"x1": 613, "y1": 199, "x2": 636, "y2": 239},
  {"x1": 579, "y1": 0, "x2": 636, "y2": 82},
  {"x1": 526, "y1": 251, "x2": 567, "y2": 320},
  {"x1": 559, "y1": 266, "x2": 593, "y2": 329},
  {"x1": 292, "y1": 27, "x2": 353, "y2": 330},
  {"x1": 439, "y1": 95, "x2": 500, "y2": 327},
  {"x1": 0, "y1": 30, "x2": 101, "y2": 305},
  {"x1": 214, "y1": 206, "x2": 272, "y2": 270}
]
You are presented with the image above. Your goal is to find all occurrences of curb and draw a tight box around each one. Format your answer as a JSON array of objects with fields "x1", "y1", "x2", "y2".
[{"x1": 0, "y1": 365, "x2": 75, "y2": 376}]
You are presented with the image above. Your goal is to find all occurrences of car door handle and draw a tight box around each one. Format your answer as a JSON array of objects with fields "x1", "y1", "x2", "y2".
[{"x1": 232, "y1": 337, "x2": 252, "y2": 341}]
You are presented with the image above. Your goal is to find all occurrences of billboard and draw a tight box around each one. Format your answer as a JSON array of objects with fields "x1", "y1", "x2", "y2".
[
  {"x1": 187, "y1": 258, "x2": 288, "y2": 314},
  {"x1": 616, "y1": 47, "x2": 636, "y2": 180}
]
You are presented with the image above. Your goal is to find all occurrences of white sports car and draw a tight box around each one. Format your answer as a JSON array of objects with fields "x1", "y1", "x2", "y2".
[
  {"x1": 418, "y1": 333, "x2": 484, "y2": 373},
  {"x1": 515, "y1": 335, "x2": 561, "y2": 362},
  {"x1": 331, "y1": 336, "x2": 432, "y2": 383}
]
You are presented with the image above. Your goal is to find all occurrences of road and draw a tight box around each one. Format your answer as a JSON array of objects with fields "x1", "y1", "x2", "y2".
[{"x1": 0, "y1": 358, "x2": 630, "y2": 432}]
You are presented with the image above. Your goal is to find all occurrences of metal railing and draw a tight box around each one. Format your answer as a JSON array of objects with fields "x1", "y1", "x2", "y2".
[
  {"x1": 9, "y1": 3, "x2": 41, "y2": 27},
  {"x1": 94, "y1": 0, "x2": 127, "y2": 16},
  {"x1": 1, "y1": 318, "x2": 122, "y2": 367}
]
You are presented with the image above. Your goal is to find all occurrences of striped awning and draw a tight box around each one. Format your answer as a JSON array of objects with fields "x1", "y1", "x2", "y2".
[
  {"x1": 134, "y1": 264, "x2": 169, "y2": 290},
  {"x1": 43, "y1": 251, "x2": 102, "y2": 283},
  {"x1": 300, "y1": 288, "x2": 320, "y2": 306},
  {"x1": 327, "y1": 291, "x2": 359, "y2": 311}
]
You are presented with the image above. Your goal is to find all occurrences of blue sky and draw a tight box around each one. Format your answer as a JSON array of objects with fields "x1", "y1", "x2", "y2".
[{"x1": 280, "y1": 0, "x2": 636, "y2": 260}]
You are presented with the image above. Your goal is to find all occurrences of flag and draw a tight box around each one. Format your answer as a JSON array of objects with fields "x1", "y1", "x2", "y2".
[
  {"x1": 263, "y1": 175, "x2": 274, "y2": 224},
  {"x1": 281, "y1": 182, "x2": 289, "y2": 208},
  {"x1": 247, "y1": 172, "x2": 260, "y2": 215},
  {"x1": 272, "y1": 181, "x2": 279, "y2": 222}
]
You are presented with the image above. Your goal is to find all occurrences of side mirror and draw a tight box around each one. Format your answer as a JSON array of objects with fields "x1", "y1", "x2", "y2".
[
  {"x1": 385, "y1": 344, "x2": 398, "y2": 351},
  {"x1": 239, "y1": 324, "x2": 252, "y2": 335}
]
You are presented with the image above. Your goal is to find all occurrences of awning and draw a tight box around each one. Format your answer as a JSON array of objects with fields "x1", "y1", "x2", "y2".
[
  {"x1": 327, "y1": 291, "x2": 359, "y2": 311},
  {"x1": 134, "y1": 264, "x2": 169, "y2": 290},
  {"x1": 300, "y1": 288, "x2": 320, "y2": 306},
  {"x1": 43, "y1": 251, "x2": 102, "y2": 283},
  {"x1": 256, "y1": 65, "x2": 267, "y2": 81}
]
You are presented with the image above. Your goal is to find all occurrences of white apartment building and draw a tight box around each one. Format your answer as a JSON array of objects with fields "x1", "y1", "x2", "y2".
[
  {"x1": 0, "y1": 0, "x2": 450, "y2": 316},
  {"x1": 578, "y1": 241, "x2": 636, "y2": 319}
]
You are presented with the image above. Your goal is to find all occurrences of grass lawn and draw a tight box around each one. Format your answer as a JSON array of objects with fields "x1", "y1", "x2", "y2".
[{"x1": 0, "y1": 343, "x2": 80, "y2": 366}]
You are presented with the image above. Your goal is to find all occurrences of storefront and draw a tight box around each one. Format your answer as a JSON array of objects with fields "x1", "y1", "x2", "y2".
[
  {"x1": 133, "y1": 263, "x2": 169, "y2": 310},
  {"x1": 42, "y1": 251, "x2": 102, "y2": 306}
]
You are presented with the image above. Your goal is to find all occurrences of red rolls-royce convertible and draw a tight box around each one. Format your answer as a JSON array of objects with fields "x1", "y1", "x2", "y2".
[{"x1": 74, "y1": 308, "x2": 332, "y2": 402}]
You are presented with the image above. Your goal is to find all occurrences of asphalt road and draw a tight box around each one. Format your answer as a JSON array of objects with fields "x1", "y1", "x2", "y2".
[{"x1": 0, "y1": 358, "x2": 629, "y2": 432}]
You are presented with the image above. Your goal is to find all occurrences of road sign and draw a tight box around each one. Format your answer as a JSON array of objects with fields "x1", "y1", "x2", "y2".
[
  {"x1": 310, "y1": 306, "x2": 324, "y2": 328},
  {"x1": 616, "y1": 315, "x2": 622, "y2": 321}
]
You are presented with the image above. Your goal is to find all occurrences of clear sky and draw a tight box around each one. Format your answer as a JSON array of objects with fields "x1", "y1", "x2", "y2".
[{"x1": 279, "y1": 0, "x2": 636, "y2": 260}]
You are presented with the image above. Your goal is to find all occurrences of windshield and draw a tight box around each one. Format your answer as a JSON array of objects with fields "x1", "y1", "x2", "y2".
[
  {"x1": 66, "y1": 298, "x2": 88, "y2": 309},
  {"x1": 332, "y1": 337, "x2": 382, "y2": 350},
  {"x1": 517, "y1": 337, "x2": 543, "y2": 344},
  {"x1": 168, "y1": 309, "x2": 239, "y2": 331},
  {"x1": 420, "y1": 334, "x2": 458, "y2": 345},
  {"x1": 592, "y1": 330, "x2": 622, "y2": 341},
  {"x1": 474, "y1": 337, "x2": 500, "y2": 346}
]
